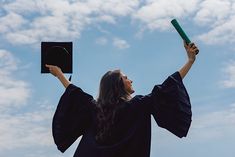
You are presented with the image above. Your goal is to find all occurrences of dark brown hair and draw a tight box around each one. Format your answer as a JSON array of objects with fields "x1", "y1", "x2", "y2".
[{"x1": 95, "y1": 70, "x2": 131, "y2": 143}]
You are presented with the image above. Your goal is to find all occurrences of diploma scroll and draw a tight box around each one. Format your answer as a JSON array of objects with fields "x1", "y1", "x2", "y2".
[{"x1": 171, "y1": 19, "x2": 199, "y2": 54}]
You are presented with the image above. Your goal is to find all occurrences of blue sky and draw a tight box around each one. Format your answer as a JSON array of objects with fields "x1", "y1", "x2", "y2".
[{"x1": 0, "y1": 0, "x2": 235, "y2": 157}]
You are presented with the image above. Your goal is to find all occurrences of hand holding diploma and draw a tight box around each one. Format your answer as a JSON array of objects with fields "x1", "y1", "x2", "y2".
[
  {"x1": 171, "y1": 19, "x2": 199, "y2": 54},
  {"x1": 184, "y1": 41, "x2": 199, "y2": 63},
  {"x1": 171, "y1": 19, "x2": 199, "y2": 79}
]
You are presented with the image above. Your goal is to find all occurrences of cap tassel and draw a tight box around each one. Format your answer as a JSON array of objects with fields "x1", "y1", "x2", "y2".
[{"x1": 69, "y1": 75, "x2": 72, "y2": 81}]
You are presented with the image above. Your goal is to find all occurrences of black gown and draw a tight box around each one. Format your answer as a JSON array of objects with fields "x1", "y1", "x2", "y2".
[{"x1": 52, "y1": 72, "x2": 192, "y2": 157}]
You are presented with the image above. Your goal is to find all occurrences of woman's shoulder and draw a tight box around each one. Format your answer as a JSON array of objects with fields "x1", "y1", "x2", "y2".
[
  {"x1": 129, "y1": 95, "x2": 146, "y2": 104},
  {"x1": 124, "y1": 95, "x2": 151, "y2": 114},
  {"x1": 117, "y1": 95, "x2": 146, "y2": 112}
]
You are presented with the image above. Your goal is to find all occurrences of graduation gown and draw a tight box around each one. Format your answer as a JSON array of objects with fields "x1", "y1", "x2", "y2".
[{"x1": 52, "y1": 72, "x2": 192, "y2": 157}]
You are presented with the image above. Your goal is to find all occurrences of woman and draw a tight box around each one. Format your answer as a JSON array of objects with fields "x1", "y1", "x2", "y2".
[{"x1": 47, "y1": 41, "x2": 199, "y2": 157}]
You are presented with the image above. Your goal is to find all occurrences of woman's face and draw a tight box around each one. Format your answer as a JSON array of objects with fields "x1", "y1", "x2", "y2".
[{"x1": 121, "y1": 73, "x2": 134, "y2": 94}]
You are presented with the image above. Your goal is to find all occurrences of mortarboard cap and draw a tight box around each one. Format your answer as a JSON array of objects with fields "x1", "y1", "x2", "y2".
[{"x1": 41, "y1": 42, "x2": 73, "y2": 73}]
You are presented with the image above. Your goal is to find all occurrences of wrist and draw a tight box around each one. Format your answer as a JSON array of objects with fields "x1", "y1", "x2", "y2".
[
  {"x1": 188, "y1": 58, "x2": 195, "y2": 64},
  {"x1": 56, "y1": 72, "x2": 64, "y2": 80}
]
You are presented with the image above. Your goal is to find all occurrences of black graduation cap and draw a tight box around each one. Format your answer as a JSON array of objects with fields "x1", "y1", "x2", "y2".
[{"x1": 41, "y1": 42, "x2": 73, "y2": 73}]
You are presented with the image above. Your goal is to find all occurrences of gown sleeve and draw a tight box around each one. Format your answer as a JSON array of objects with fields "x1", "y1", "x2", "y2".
[
  {"x1": 52, "y1": 84, "x2": 94, "y2": 153},
  {"x1": 143, "y1": 72, "x2": 192, "y2": 138}
]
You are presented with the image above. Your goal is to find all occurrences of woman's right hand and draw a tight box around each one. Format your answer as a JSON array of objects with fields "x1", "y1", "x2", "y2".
[
  {"x1": 45, "y1": 64, "x2": 63, "y2": 78},
  {"x1": 45, "y1": 64, "x2": 70, "y2": 88}
]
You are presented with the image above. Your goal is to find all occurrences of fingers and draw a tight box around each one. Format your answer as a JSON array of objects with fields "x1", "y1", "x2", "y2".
[
  {"x1": 45, "y1": 64, "x2": 55, "y2": 68},
  {"x1": 183, "y1": 40, "x2": 188, "y2": 48},
  {"x1": 183, "y1": 41, "x2": 196, "y2": 49},
  {"x1": 190, "y1": 44, "x2": 197, "y2": 51},
  {"x1": 45, "y1": 64, "x2": 57, "y2": 69},
  {"x1": 184, "y1": 41, "x2": 195, "y2": 50},
  {"x1": 186, "y1": 42, "x2": 199, "y2": 55},
  {"x1": 45, "y1": 64, "x2": 57, "y2": 75},
  {"x1": 190, "y1": 43, "x2": 199, "y2": 55},
  {"x1": 45, "y1": 64, "x2": 63, "y2": 78},
  {"x1": 190, "y1": 43, "x2": 196, "y2": 49},
  {"x1": 45, "y1": 64, "x2": 53, "y2": 72}
]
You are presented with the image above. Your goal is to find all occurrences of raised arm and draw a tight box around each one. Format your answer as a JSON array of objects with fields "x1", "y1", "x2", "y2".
[
  {"x1": 45, "y1": 64, "x2": 71, "y2": 88},
  {"x1": 179, "y1": 41, "x2": 199, "y2": 79}
]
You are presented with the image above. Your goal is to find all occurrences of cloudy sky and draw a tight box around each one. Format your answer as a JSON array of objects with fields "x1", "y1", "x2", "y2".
[{"x1": 0, "y1": 0, "x2": 235, "y2": 157}]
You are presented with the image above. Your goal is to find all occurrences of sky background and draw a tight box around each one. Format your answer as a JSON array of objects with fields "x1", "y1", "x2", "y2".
[{"x1": 0, "y1": 0, "x2": 235, "y2": 157}]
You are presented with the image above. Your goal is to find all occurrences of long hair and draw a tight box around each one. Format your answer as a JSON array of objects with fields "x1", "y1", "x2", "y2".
[{"x1": 95, "y1": 70, "x2": 131, "y2": 144}]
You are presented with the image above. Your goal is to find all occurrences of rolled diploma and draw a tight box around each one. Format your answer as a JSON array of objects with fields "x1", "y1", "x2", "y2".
[{"x1": 171, "y1": 19, "x2": 199, "y2": 54}]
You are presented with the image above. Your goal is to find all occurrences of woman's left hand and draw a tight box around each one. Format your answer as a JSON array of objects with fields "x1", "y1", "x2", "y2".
[{"x1": 184, "y1": 41, "x2": 199, "y2": 63}]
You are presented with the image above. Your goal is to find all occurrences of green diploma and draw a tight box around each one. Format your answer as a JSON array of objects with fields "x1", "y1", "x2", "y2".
[
  {"x1": 171, "y1": 19, "x2": 199, "y2": 54},
  {"x1": 171, "y1": 19, "x2": 191, "y2": 44}
]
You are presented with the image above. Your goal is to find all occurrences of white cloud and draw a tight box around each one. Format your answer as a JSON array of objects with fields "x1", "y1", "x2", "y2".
[
  {"x1": 96, "y1": 0, "x2": 139, "y2": 16},
  {"x1": 0, "y1": 49, "x2": 18, "y2": 73},
  {"x1": 191, "y1": 104, "x2": 235, "y2": 140},
  {"x1": 0, "y1": 49, "x2": 52, "y2": 151},
  {"x1": 0, "y1": 105, "x2": 54, "y2": 150},
  {"x1": 95, "y1": 37, "x2": 108, "y2": 45},
  {"x1": 133, "y1": 0, "x2": 199, "y2": 30},
  {"x1": 1, "y1": 0, "x2": 235, "y2": 45},
  {"x1": 113, "y1": 37, "x2": 130, "y2": 49},
  {"x1": 221, "y1": 60, "x2": 235, "y2": 88},
  {"x1": 95, "y1": 15, "x2": 116, "y2": 24},
  {"x1": 197, "y1": 15, "x2": 235, "y2": 45},
  {"x1": 3, "y1": 0, "x2": 39, "y2": 14},
  {"x1": 0, "y1": 12, "x2": 27, "y2": 33},
  {"x1": 0, "y1": 49, "x2": 30, "y2": 111},
  {"x1": 95, "y1": 36, "x2": 130, "y2": 49},
  {"x1": 194, "y1": 0, "x2": 235, "y2": 44},
  {"x1": 0, "y1": 0, "x2": 139, "y2": 45},
  {"x1": 0, "y1": 49, "x2": 70, "y2": 153},
  {"x1": 194, "y1": 0, "x2": 231, "y2": 26},
  {"x1": 0, "y1": 49, "x2": 54, "y2": 152},
  {"x1": 132, "y1": 0, "x2": 235, "y2": 45}
]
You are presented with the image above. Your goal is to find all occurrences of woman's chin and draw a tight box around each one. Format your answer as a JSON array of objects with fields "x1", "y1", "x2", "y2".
[{"x1": 130, "y1": 89, "x2": 135, "y2": 94}]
